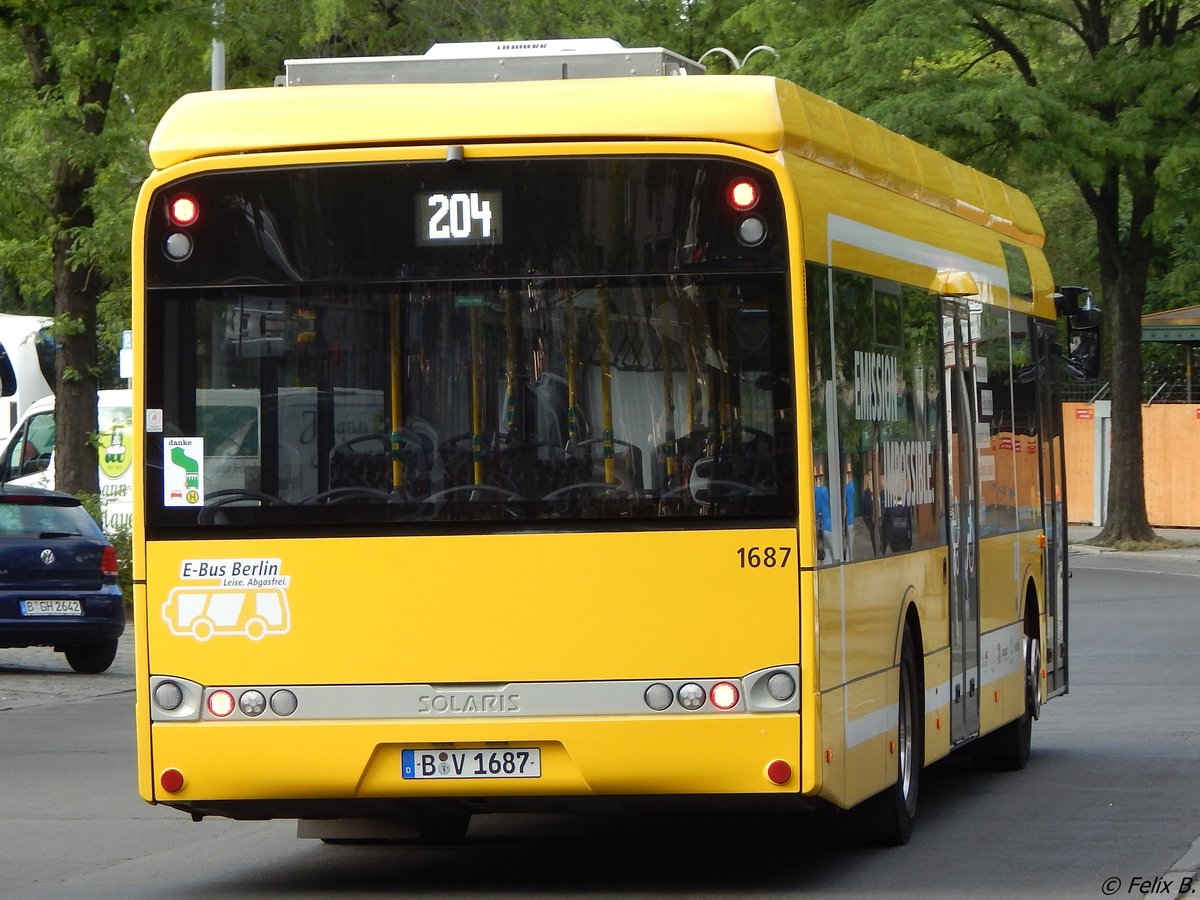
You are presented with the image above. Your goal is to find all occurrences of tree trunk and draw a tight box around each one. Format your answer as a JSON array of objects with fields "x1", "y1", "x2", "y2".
[
  {"x1": 51, "y1": 230, "x2": 101, "y2": 498},
  {"x1": 1096, "y1": 270, "x2": 1155, "y2": 543},
  {"x1": 1092, "y1": 169, "x2": 1157, "y2": 544}
]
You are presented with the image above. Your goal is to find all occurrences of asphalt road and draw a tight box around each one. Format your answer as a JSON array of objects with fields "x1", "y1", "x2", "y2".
[{"x1": 2, "y1": 541, "x2": 1200, "y2": 899}]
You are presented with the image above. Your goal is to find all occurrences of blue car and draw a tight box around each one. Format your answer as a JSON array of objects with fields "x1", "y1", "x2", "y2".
[{"x1": 0, "y1": 486, "x2": 125, "y2": 673}]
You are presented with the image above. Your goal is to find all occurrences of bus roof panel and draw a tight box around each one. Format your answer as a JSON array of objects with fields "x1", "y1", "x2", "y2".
[
  {"x1": 149, "y1": 75, "x2": 1044, "y2": 246},
  {"x1": 149, "y1": 78, "x2": 788, "y2": 169}
]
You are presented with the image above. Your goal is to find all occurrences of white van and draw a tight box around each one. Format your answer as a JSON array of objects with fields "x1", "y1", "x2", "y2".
[{"x1": 0, "y1": 390, "x2": 132, "y2": 530}]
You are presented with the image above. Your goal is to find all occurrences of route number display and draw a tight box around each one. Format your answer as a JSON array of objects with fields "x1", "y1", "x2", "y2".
[{"x1": 416, "y1": 190, "x2": 503, "y2": 245}]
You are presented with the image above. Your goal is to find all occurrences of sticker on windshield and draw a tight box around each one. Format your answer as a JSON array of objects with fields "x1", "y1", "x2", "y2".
[
  {"x1": 163, "y1": 558, "x2": 291, "y2": 641},
  {"x1": 164, "y1": 437, "x2": 204, "y2": 506}
]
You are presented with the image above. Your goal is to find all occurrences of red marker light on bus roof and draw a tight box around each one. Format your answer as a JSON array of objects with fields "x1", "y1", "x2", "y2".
[
  {"x1": 727, "y1": 178, "x2": 759, "y2": 211},
  {"x1": 167, "y1": 194, "x2": 199, "y2": 226}
]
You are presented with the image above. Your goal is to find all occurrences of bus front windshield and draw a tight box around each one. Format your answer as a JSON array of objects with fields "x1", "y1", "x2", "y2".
[{"x1": 143, "y1": 157, "x2": 796, "y2": 529}]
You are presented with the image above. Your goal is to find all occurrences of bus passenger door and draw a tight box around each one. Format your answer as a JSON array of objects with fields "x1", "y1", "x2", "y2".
[
  {"x1": 942, "y1": 299, "x2": 981, "y2": 744},
  {"x1": 1035, "y1": 322, "x2": 1068, "y2": 698}
]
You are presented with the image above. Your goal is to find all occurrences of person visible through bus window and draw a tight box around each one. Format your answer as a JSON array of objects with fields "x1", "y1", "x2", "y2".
[
  {"x1": 882, "y1": 475, "x2": 913, "y2": 554},
  {"x1": 843, "y1": 464, "x2": 856, "y2": 561},
  {"x1": 862, "y1": 471, "x2": 877, "y2": 555},
  {"x1": 814, "y1": 468, "x2": 832, "y2": 561}
]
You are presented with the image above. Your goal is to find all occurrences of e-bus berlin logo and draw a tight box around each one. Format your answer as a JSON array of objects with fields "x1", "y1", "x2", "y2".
[
  {"x1": 163, "y1": 558, "x2": 291, "y2": 642},
  {"x1": 164, "y1": 437, "x2": 204, "y2": 507}
]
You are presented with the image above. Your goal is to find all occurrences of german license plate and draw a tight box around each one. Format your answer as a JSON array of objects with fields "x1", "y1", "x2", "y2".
[
  {"x1": 402, "y1": 748, "x2": 541, "y2": 780},
  {"x1": 19, "y1": 599, "x2": 82, "y2": 616}
]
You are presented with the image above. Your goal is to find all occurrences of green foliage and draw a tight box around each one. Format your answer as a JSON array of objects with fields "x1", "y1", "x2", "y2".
[
  {"x1": 733, "y1": 0, "x2": 1198, "y2": 539},
  {"x1": 108, "y1": 518, "x2": 134, "y2": 611}
]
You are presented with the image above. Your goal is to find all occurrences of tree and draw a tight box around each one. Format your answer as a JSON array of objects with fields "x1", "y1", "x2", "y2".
[
  {"x1": 3, "y1": 0, "x2": 691, "y2": 500},
  {"x1": 735, "y1": 0, "x2": 1200, "y2": 542},
  {"x1": 0, "y1": 2, "x2": 201, "y2": 496}
]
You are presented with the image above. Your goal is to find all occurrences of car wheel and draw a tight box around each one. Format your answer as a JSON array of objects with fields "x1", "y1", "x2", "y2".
[{"x1": 64, "y1": 639, "x2": 119, "y2": 674}]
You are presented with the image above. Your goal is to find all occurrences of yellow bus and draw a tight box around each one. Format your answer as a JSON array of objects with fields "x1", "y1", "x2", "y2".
[{"x1": 132, "y1": 39, "x2": 1099, "y2": 845}]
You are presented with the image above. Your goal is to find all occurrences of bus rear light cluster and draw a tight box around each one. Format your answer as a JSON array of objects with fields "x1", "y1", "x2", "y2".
[
  {"x1": 150, "y1": 677, "x2": 298, "y2": 720},
  {"x1": 642, "y1": 668, "x2": 797, "y2": 713},
  {"x1": 204, "y1": 687, "x2": 298, "y2": 719},
  {"x1": 726, "y1": 176, "x2": 768, "y2": 247},
  {"x1": 162, "y1": 192, "x2": 199, "y2": 262},
  {"x1": 643, "y1": 679, "x2": 743, "y2": 712}
]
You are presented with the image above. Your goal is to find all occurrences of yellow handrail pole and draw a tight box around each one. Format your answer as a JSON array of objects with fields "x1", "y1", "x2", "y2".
[
  {"x1": 660, "y1": 298, "x2": 677, "y2": 483},
  {"x1": 718, "y1": 300, "x2": 731, "y2": 446},
  {"x1": 503, "y1": 287, "x2": 517, "y2": 433},
  {"x1": 470, "y1": 304, "x2": 484, "y2": 485},
  {"x1": 597, "y1": 284, "x2": 616, "y2": 484},
  {"x1": 388, "y1": 293, "x2": 404, "y2": 491},
  {"x1": 685, "y1": 301, "x2": 699, "y2": 434},
  {"x1": 565, "y1": 289, "x2": 579, "y2": 444}
]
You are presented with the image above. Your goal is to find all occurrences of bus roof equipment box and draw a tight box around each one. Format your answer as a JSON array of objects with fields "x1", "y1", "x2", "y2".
[{"x1": 278, "y1": 38, "x2": 705, "y2": 86}]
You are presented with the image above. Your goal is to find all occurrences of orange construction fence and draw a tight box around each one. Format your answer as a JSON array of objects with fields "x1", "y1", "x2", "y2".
[{"x1": 1064, "y1": 402, "x2": 1200, "y2": 527}]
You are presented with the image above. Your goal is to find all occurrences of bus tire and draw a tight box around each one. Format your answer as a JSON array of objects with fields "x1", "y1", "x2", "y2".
[
  {"x1": 974, "y1": 634, "x2": 1037, "y2": 771},
  {"x1": 863, "y1": 625, "x2": 921, "y2": 845},
  {"x1": 64, "y1": 639, "x2": 119, "y2": 674}
]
